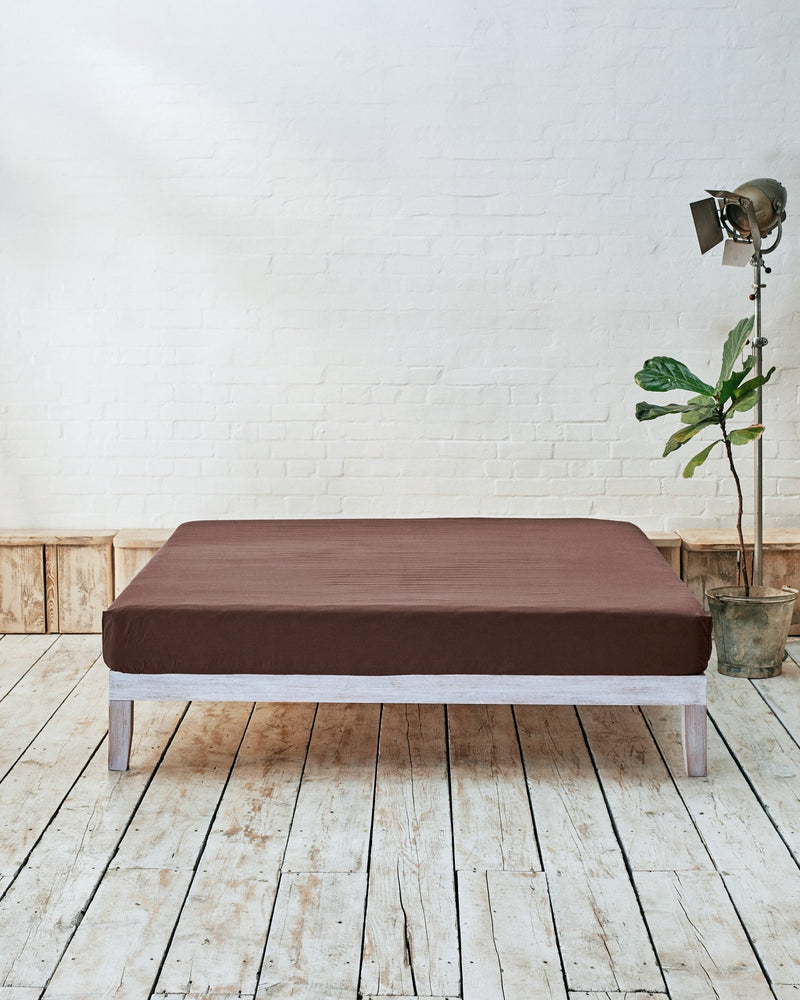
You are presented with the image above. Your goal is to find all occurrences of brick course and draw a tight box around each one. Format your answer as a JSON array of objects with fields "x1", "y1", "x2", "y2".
[{"x1": 1, "y1": 1, "x2": 798, "y2": 530}]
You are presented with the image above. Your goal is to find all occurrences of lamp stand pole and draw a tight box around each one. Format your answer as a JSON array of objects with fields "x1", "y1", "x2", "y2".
[{"x1": 750, "y1": 252, "x2": 768, "y2": 587}]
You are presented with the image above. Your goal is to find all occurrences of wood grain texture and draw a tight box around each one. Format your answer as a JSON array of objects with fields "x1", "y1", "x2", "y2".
[
  {"x1": 281, "y1": 702, "x2": 380, "y2": 874},
  {"x1": 108, "y1": 669, "x2": 707, "y2": 707},
  {"x1": 0, "y1": 634, "x2": 100, "y2": 780},
  {"x1": 636, "y1": 871, "x2": 774, "y2": 1000},
  {"x1": 0, "y1": 531, "x2": 116, "y2": 546},
  {"x1": 113, "y1": 534, "x2": 170, "y2": 597},
  {"x1": 680, "y1": 530, "x2": 800, "y2": 631},
  {"x1": 112, "y1": 701, "x2": 252, "y2": 870},
  {"x1": 753, "y1": 652, "x2": 800, "y2": 761},
  {"x1": 682, "y1": 702, "x2": 707, "y2": 776},
  {"x1": 155, "y1": 702, "x2": 316, "y2": 997},
  {"x1": 448, "y1": 704, "x2": 540, "y2": 872},
  {"x1": 113, "y1": 546, "x2": 156, "y2": 597},
  {"x1": 647, "y1": 530, "x2": 681, "y2": 575},
  {"x1": 578, "y1": 705, "x2": 711, "y2": 872},
  {"x1": 108, "y1": 699, "x2": 133, "y2": 771},
  {"x1": 42, "y1": 867, "x2": 192, "y2": 1000},
  {"x1": 0, "y1": 657, "x2": 109, "y2": 882},
  {"x1": 44, "y1": 544, "x2": 59, "y2": 633},
  {"x1": 569, "y1": 994, "x2": 669, "y2": 1000},
  {"x1": 0, "y1": 702, "x2": 185, "y2": 988},
  {"x1": 255, "y1": 872, "x2": 367, "y2": 999},
  {"x1": 644, "y1": 701, "x2": 800, "y2": 985},
  {"x1": 5, "y1": 635, "x2": 797, "y2": 998},
  {"x1": 112, "y1": 530, "x2": 173, "y2": 548},
  {"x1": 158, "y1": 996, "x2": 244, "y2": 1000},
  {"x1": 158, "y1": 995, "x2": 243, "y2": 1000},
  {"x1": 0, "y1": 633, "x2": 58, "y2": 699},
  {"x1": 459, "y1": 870, "x2": 566, "y2": 1000},
  {"x1": 39, "y1": 701, "x2": 251, "y2": 999},
  {"x1": 679, "y1": 528, "x2": 800, "y2": 550},
  {"x1": 0, "y1": 544, "x2": 45, "y2": 633},
  {"x1": 516, "y1": 704, "x2": 662, "y2": 993},
  {"x1": 707, "y1": 662, "x2": 800, "y2": 860},
  {"x1": 56, "y1": 543, "x2": 114, "y2": 633},
  {"x1": 361, "y1": 704, "x2": 459, "y2": 998}
]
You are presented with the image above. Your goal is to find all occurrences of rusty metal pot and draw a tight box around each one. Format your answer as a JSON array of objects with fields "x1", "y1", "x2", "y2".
[{"x1": 706, "y1": 585, "x2": 799, "y2": 678}]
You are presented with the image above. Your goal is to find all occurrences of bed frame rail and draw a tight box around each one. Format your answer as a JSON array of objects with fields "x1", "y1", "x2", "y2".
[{"x1": 107, "y1": 669, "x2": 707, "y2": 777}]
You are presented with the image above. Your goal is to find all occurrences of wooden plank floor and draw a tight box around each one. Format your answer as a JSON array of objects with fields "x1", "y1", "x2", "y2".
[{"x1": 2, "y1": 633, "x2": 800, "y2": 1000}]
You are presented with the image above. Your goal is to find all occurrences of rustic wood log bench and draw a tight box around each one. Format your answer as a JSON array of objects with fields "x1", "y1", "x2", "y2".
[{"x1": 103, "y1": 518, "x2": 711, "y2": 775}]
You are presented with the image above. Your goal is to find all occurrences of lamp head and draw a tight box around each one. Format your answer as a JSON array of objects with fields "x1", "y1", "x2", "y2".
[
  {"x1": 724, "y1": 179, "x2": 787, "y2": 239},
  {"x1": 691, "y1": 178, "x2": 787, "y2": 265}
]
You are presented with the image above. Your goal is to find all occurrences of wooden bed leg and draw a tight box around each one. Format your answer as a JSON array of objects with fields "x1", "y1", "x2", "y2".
[
  {"x1": 109, "y1": 700, "x2": 134, "y2": 771},
  {"x1": 682, "y1": 704, "x2": 707, "y2": 777}
]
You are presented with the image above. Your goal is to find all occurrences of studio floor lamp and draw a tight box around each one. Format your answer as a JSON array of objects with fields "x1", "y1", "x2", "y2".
[{"x1": 690, "y1": 178, "x2": 788, "y2": 585}]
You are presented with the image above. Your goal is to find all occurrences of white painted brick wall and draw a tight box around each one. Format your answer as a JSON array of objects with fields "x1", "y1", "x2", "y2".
[{"x1": 1, "y1": 0, "x2": 799, "y2": 531}]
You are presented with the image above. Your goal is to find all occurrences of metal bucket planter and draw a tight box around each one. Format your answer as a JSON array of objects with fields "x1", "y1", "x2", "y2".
[{"x1": 706, "y1": 585, "x2": 799, "y2": 678}]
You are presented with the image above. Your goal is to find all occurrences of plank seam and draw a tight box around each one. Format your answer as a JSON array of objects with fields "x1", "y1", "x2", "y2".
[
  {"x1": 0, "y1": 727, "x2": 108, "y2": 914},
  {"x1": 750, "y1": 674, "x2": 800, "y2": 772},
  {"x1": 510, "y1": 705, "x2": 545, "y2": 871},
  {"x1": 510, "y1": 705, "x2": 568, "y2": 996},
  {"x1": 0, "y1": 634, "x2": 60, "y2": 706},
  {"x1": 252, "y1": 704, "x2": 319, "y2": 996},
  {"x1": 647, "y1": 704, "x2": 790, "y2": 991},
  {"x1": 443, "y1": 706, "x2": 464, "y2": 1000},
  {"x1": 355, "y1": 703, "x2": 383, "y2": 998},
  {"x1": 0, "y1": 696, "x2": 188, "y2": 988},
  {"x1": 0, "y1": 639, "x2": 101, "y2": 785},
  {"x1": 150, "y1": 702, "x2": 258, "y2": 997},
  {"x1": 576, "y1": 706, "x2": 670, "y2": 995},
  {"x1": 484, "y1": 871, "x2": 508, "y2": 1000},
  {"x1": 25, "y1": 702, "x2": 192, "y2": 989},
  {"x1": 707, "y1": 706, "x2": 800, "y2": 875},
  {"x1": 30, "y1": 702, "x2": 192, "y2": 992},
  {"x1": 639, "y1": 706, "x2": 718, "y2": 866}
]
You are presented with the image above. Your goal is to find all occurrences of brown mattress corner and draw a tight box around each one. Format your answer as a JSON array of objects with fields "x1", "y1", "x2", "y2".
[{"x1": 102, "y1": 518, "x2": 712, "y2": 678}]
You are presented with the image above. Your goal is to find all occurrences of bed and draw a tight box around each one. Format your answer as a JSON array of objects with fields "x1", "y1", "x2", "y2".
[{"x1": 102, "y1": 518, "x2": 712, "y2": 775}]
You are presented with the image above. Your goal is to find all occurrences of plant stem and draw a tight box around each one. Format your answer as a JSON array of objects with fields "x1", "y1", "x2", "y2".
[{"x1": 722, "y1": 423, "x2": 750, "y2": 596}]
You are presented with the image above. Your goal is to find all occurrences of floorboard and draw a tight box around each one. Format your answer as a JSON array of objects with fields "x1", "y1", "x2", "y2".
[
  {"x1": 516, "y1": 704, "x2": 664, "y2": 993},
  {"x1": 155, "y1": 702, "x2": 315, "y2": 997},
  {"x1": 1, "y1": 635, "x2": 799, "y2": 998},
  {"x1": 361, "y1": 704, "x2": 459, "y2": 998}
]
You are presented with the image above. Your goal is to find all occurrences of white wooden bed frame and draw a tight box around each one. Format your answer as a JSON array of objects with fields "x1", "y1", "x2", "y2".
[{"x1": 108, "y1": 670, "x2": 707, "y2": 776}]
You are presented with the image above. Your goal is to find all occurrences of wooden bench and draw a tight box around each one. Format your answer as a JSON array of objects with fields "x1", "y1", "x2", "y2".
[
  {"x1": 679, "y1": 529, "x2": 800, "y2": 635},
  {"x1": 0, "y1": 530, "x2": 114, "y2": 633},
  {"x1": 103, "y1": 519, "x2": 711, "y2": 776},
  {"x1": 113, "y1": 529, "x2": 173, "y2": 597}
]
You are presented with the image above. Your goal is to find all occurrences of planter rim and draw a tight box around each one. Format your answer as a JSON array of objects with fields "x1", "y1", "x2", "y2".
[{"x1": 706, "y1": 585, "x2": 798, "y2": 606}]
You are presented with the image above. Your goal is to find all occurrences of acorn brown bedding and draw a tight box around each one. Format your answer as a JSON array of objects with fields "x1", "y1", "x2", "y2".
[{"x1": 102, "y1": 518, "x2": 711, "y2": 680}]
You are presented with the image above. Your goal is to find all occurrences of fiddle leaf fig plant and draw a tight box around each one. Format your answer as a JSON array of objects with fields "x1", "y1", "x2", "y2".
[{"x1": 635, "y1": 315, "x2": 775, "y2": 595}]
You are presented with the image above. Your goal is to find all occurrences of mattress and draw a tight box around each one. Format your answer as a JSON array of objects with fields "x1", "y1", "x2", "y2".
[{"x1": 102, "y1": 518, "x2": 712, "y2": 678}]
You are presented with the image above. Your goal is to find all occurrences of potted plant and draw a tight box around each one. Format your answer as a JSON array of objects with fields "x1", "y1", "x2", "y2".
[{"x1": 635, "y1": 315, "x2": 798, "y2": 677}]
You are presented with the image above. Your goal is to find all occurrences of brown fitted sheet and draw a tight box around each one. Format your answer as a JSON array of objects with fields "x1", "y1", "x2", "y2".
[{"x1": 102, "y1": 518, "x2": 712, "y2": 678}]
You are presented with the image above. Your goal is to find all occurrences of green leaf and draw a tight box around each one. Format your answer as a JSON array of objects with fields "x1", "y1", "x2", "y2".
[
  {"x1": 726, "y1": 389, "x2": 758, "y2": 414},
  {"x1": 729, "y1": 424, "x2": 765, "y2": 445},
  {"x1": 726, "y1": 366, "x2": 776, "y2": 413},
  {"x1": 635, "y1": 401, "x2": 699, "y2": 422},
  {"x1": 662, "y1": 418, "x2": 718, "y2": 457},
  {"x1": 717, "y1": 354, "x2": 756, "y2": 405},
  {"x1": 680, "y1": 402, "x2": 718, "y2": 425},
  {"x1": 682, "y1": 440, "x2": 721, "y2": 478},
  {"x1": 731, "y1": 366, "x2": 776, "y2": 398},
  {"x1": 635, "y1": 357, "x2": 715, "y2": 396},
  {"x1": 717, "y1": 316, "x2": 754, "y2": 389}
]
